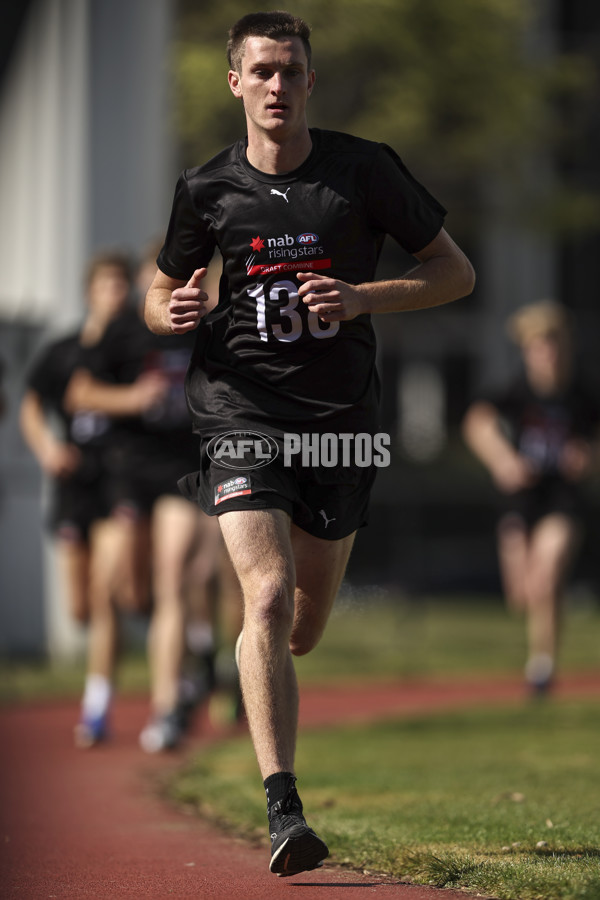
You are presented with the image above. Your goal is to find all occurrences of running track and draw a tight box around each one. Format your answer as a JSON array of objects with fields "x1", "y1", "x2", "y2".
[{"x1": 2, "y1": 673, "x2": 599, "y2": 899}]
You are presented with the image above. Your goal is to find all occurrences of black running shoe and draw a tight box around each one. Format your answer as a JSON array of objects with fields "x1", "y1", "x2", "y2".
[
  {"x1": 175, "y1": 649, "x2": 217, "y2": 732},
  {"x1": 268, "y1": 776, "x2": 329, "y2": 876}
]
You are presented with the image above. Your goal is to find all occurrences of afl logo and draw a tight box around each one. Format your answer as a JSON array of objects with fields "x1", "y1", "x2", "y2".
[
  {"x1": 207, "y1": 431, "x2": 279, "y2": 469},
  {"x1": 297, "y1": 232, "x2": 319, "y2": 245}
]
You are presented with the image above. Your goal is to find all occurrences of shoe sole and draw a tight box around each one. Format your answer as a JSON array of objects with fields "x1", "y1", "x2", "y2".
[{"x1": 270, "y1": 831, "x2": 329, "y2": 877}]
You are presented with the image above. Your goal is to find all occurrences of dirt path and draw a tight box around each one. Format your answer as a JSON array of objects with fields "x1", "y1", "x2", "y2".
[{"x1": 1, "y1": 672, "x2": 598, "y2": 899}]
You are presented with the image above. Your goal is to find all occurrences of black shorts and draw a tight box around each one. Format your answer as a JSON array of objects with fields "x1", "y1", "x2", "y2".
[
  {"x1": 106, "y1": 434, "x2": 200, "y2": 516},
  {"x1": 498, "y1": 475, "x2": 583, "y2": 530},
  {"x1": 178, "y1": 433, "x2": 378, "y2": 541},
  {"x1": 49, "y1": 453, "x2": 111, "y2": 541}
]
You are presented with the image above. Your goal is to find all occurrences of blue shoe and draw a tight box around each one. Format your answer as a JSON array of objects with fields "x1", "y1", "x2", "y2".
[{"x1": 74, "y1": 712, "x2": 109, "y2": 748}]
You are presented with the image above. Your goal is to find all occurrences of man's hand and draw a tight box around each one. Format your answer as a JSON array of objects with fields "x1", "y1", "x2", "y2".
[
  {"x1": 491, "y1": 453, "x2": 539, "y2": 494},
  {"x1": 560, "y1": 438, "x2": 594, "y2": 482},
  {"x1": 41, "y1": 440, "x2": 81, "y2": 479},
  {"x1": 168, "y1": 268, "x2": 210, "y2": 333},
  {"x1": 129, "y1": 372, "x2": 169, "y2": 414},
  {"x1": 297, "y1": 272, "x2": 365, "y2": 322}
]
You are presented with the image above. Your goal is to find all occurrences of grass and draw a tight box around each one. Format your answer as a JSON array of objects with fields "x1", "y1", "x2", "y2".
[
  {"x1": 170, "y1": 700, "x2": 600, "y2": 900},
  {"x1": 0, "y1": 647, "x2": 151, "y2": 704},
  {"x1": 293, "y1": 588, "x2": 600, "y2": 683},
  {"x1": 2, "y1": 590, "x2": 599, "y2": 702}
]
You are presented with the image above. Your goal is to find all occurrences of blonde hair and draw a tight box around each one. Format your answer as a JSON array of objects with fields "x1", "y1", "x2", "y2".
[{"x1": 506, "y1": 300, "x2": 571, "y2": 346}]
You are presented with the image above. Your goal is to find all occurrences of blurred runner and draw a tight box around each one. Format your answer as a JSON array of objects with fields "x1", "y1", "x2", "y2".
[
  {"x1": 463, "y1": 300, "x2": 600, "y2": 694},
  {"x1": 67, "y1": 244, "x2": 242, "y2": 752},
  {"x1": 20, "y1": 251, "x2": 150, "y2": 745}
]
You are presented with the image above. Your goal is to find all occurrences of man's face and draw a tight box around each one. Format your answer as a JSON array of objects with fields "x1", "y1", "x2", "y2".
[
  {"x1": 522, "y1": 330, "x2": 569, "y2": 383},
  {"x1": 228, "y1": 36, "x2": 315, "y2": 140},
  {"x1": 88, "y1": 266, "x2": 130, "y2": 319}
]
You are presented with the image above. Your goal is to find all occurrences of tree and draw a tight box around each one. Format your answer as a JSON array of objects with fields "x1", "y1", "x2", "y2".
[{"x1": 171, "y1": 0, "x2": 598, "y2": 236}]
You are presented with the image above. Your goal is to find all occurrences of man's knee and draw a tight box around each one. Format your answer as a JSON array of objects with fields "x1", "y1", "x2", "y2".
[{"x1": 245, "y1": 575, "x2": 294, "y2": 631}]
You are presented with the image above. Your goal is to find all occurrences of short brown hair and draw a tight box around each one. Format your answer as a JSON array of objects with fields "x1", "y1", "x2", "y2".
[
  {"x1": 227, "y1": 10, "x2": 312, "y2": 73},
  {"x1": 84, "y1": 250, "x2": 133, "y2": 288}
]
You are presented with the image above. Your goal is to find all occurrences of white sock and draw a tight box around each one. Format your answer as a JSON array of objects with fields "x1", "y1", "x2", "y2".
[
  {"x1": 81, "y1": 674, "x2": 112, "y2": 718},
  {"x1": 525, "y1": 653, "x2": 554, "y2": 685}
]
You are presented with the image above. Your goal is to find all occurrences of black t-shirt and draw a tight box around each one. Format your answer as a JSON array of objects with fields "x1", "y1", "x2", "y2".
[
  {"x1": 482, "y1": 373, "x2": 600, "y2": 478},
  {"x1": 26, "y1": 333, "x2": 111, "y2": 448},
  {"x1": 81, "y1": 308, "x2": 197, "y2": 452},
  {"x1": 158, "y1": 128, "x2": 446, "y2": 436}
]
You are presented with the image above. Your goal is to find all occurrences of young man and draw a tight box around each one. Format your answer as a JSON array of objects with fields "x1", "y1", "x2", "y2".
[
  {"x1": 20, "y1": 251, "x2": 152, "y2": 746},
  {"x1": 462, "y1": 301, "x2": 600, "y2": 694},
  {"x1": 145, "y1": 11, "x2": 475, "y2": 876},
  {"x1": 65, "y1": 248, "x2": 226, "y2": 753}
]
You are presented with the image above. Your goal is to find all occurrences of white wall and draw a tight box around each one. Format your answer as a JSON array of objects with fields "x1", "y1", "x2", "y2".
[
  {"x1": 0, "y1": 0, "x2": 175, "y2": 658},
  {"x1": 0, "y1": 0, "x2": 89, "y2": 330}
]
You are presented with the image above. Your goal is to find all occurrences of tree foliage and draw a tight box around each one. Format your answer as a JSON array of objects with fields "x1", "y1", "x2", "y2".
[{"x1": 172, "y1": 0, "x2": 597, "y2": 233}]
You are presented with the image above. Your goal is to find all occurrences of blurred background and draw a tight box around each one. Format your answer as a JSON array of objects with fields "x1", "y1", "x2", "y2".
[{"x1": 1, "y1": 0, "x2": 599, "y2": 661}]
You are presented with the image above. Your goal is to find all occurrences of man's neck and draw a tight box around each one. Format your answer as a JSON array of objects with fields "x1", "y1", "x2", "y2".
[
  {"x1": 80, "y1": 312, "x2": 111, "y2": 347},
  {"x1": 246, "y1": 129, "x2": 312, "y2": 175}
]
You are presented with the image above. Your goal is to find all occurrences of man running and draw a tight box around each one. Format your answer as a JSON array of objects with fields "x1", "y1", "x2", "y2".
[{"x1": 145, "y1": 10, "x2": 475, "y2": 876}]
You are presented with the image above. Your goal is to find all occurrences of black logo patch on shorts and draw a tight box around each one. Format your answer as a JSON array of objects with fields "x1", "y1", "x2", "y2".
[{"x1": 214, "y1": 475, "x2": 252, "y2": 506}]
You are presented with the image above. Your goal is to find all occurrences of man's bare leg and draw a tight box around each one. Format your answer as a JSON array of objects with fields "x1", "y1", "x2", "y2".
[
  {"x1": 140, "y1": 496, "x2": 212, "y2": 753},
  {"x1": 218, "y1": 508, "x2": 355, "y2": 875},
  {"x1": 75, "y1": 519, "x2": 121, "y2": 747},
  {"x1": 56, "y1": 538, "x2": 91, "y2": 625},
  {"x1": 290, "y1": 523, "x2": 355, "y2": 656},
  {"x1": 523, "y1": 514, "x2": 580, "y2": 691},
  {"x1": 147, "y1": 496, "x2": 200, "y2": 715},
  {"x1": 219, "y1": 509, "x2": 297, "y2": 776},
  {"x1": 497, "y1": 515, "x2": 530, "y2": 614}
]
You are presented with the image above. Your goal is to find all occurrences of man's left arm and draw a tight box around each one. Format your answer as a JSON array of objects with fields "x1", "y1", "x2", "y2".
[{"x1": 298, "y1": 228, "x2": 475, "y2": 321}]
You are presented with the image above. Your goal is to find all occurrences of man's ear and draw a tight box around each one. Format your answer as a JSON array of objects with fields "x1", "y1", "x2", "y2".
[
  {"x1": 228, "y1": 70, "x2": 243, "y2": 99},
  {"x1": 307, "y1": 69, "x2": 316, "y2": 97}
]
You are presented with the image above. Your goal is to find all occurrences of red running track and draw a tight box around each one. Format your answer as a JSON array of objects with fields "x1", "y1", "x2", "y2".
[{"x1": 1, "y1": 672, "x2": 599, "y2": 899}]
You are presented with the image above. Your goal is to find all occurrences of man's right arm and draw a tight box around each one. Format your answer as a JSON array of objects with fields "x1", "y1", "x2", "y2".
[
  {"x1": 19, "y1": 389, "x2": 80, "y2": 477},
  {"x1": 144, "y1": 267, "x2": 209, "y2": 335},
  {"x1": 462, "y1": 400, "x2": 537, "y2": 494}
]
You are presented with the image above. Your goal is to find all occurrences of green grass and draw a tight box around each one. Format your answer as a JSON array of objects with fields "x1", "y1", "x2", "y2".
[
  {"x1": 293, "y1": 589, "x2": 600, "y2": 683},
  {"x1": 0, "y1": 648, "x2": 151, "y2": 704},
  {"x1": 170, "y1": 700, "x2": 600, "y2": 900},
  {"x1": 2, "y1": 591, "x2": 599, "y2": 701}
]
